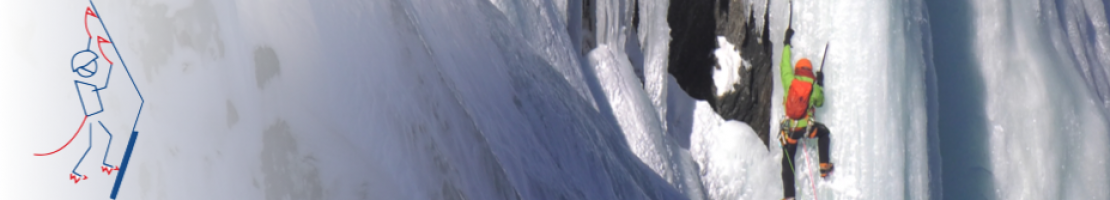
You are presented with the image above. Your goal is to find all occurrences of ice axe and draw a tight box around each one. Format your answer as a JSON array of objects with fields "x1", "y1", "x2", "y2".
[
  {"x1": 817, "y1": 42, "x2": 830, "y2": 73},
  {"x1": 786, "y1": 0, "x2": 830, "y2": 72},
  {"x1": 803, "y1": 42, "x2": 829, "y2": 133},
  {"x1": 788, "y1": 0, "x2": 794, "y2": 29}
]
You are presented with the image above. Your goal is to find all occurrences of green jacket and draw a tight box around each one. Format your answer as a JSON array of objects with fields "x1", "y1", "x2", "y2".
[{"x1": 780, "y1": 45, "x2": 824, "y2": 129}]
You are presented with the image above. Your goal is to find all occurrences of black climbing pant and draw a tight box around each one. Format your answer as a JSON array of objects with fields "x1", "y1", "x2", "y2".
[{"x1": 782, "y1": 122, "x2": 830, "y2": 198}]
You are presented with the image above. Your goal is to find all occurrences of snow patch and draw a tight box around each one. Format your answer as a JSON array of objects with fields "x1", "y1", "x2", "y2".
[
  {"x1": 690, "y1": 100, "x2": 781, "y2": 200},
  {"x1": 712, "y1": 36, "x2": 745, "y2": 96}
]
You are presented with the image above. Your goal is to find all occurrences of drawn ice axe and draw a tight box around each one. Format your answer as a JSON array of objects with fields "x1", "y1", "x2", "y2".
[{"x1": 72, "y1": 6, "x2": 120, "y2": 88}]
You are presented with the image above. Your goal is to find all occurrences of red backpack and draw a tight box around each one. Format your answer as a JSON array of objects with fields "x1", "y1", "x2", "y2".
[
  {"x1": 785, "y1": 79, "x2": 813, "y2": 119},
  {"x1": 785, "y1": 59, "x2": 815, "y2": 120}
]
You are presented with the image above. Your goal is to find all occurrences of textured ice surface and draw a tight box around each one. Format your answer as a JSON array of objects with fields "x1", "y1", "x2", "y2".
[
  {"x1": 971, "y1": 0, "x2": 1110, "y2": 198},
  {"x1": 4, "y1": 0, "x2": 1109, "y2": 199},
  {"x1": 692, "y1": 0, "x2": 934, "y2": 199}
]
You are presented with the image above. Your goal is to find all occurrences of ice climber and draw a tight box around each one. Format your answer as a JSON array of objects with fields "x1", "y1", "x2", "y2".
[{"x1": 778, "y1": 26, "x2": 834, "y2": 199}]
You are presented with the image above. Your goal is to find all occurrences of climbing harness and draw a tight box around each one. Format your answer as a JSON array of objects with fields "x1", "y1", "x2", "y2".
[{"x1": 779, "y1": 114, "x2": 820, "y2": 200}]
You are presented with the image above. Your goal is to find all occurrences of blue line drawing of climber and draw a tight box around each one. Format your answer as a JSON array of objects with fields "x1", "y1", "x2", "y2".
[
  {"x1": 35, "y1": 2, "x2": 144, "y2": 197},
  {"x1": 66, "y1": 3, "x2": 122, "y2": 184}
]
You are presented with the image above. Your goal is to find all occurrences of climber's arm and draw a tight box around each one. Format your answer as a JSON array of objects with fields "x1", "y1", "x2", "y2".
[
  {"x1": 811, "y1": 84, "x2": 824, "y2": 108},
  {"x1": 781, "y1": 45, "x2": 795, "y2": 91}
]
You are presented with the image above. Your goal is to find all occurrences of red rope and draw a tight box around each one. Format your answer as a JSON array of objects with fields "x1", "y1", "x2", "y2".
[
  {"x1": 34, "y1": 116, "x2": 88, "y2": 156},
  {"x1": 802, "y1": 140, "x2": 817, "y2": 200}
]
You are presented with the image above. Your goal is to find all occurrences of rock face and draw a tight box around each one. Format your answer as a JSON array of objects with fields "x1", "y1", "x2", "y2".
[
  {"x1": 668, "y1": 0, "x2": 775, "y2": 148},
  {"x1": 667, "y1": 0, "x2": 718, "y2": 101},
  {"x1": 715, "y1": 2, "x2": 775, "y2": 148}
]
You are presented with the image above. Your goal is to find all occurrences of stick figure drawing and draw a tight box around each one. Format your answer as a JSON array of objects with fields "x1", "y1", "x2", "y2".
[{"x1": 34, "y1": 3, "x2": 144, "y2": 199}]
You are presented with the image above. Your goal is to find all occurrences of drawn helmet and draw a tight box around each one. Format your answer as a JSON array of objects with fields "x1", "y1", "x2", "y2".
[{"x1": 71, "y1": 50, "x2": 100, "y2": 78}]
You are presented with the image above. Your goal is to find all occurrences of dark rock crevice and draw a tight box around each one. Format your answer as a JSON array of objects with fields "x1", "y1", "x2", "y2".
[
  {"x1": 667, "y1": 0, "x2": 718, "y2": 101},
  {"x1": 581, "y1": 0, "x2": 597, "y2": 54},
  {"x1": 668, "y1": 0, "x2": 776, "y2": 148}
]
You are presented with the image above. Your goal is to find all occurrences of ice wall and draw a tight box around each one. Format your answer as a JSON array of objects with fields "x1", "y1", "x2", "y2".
[
  {"x1": 689, "y1": 0, "x2": 935, "y2": 199},
  {"x1": 586, "y1": 0, "x2": 708, "y2": 199},
  {"x1": 1, "y1": 0, "x2": 701, "y2": 199},
  {"x1": 1059, "y1": 0, "x2": 1110, "y2": 110},
  {"x1": 639, "y1": 0, "x2": 673, "y2": 140},
  {"x1": 970, "y1": 0, "x2": 1110, "y2": 198}
]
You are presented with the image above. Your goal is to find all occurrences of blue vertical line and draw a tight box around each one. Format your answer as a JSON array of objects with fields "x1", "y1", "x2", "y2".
[
  {"x1": 90, "y1": 0, "x2": 144, "y2": 131},
  {"x1": 73, "y1": 124, "x2": 92, "y2": 177},
  {"x1": 100, "y1": 121, "x2": 113, "y2": 167},
  {"x1": 110, "y1": 131, "x2": 137, "y2": 200},
  {"x1": 89, "y1": 1, "x2": 143, "y2": 199}
]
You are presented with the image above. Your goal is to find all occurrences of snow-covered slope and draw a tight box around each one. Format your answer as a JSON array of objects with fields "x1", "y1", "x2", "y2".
[
  {"x1": 586, "y1": 0, "x2": 705, "y2": 199},
  {"x1": 4, "y1": 0, "x2": 688, "y2": 199}
]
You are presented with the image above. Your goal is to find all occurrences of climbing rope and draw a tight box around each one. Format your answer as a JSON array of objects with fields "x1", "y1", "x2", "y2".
[
  {"x1": 802, "y1": 139, "x2": 817, "y2": 200},
  {"x1": 779, "y1": 118, "x2": 797, "y2": 175},
  {"x1": 780, "y1": 115, "x2": 820, "y2": 200},
  {"x1": 804, "y1": 115, "x2": 819, "y2": 200},
  {"x1": 781, "y1": 140, "x2": 796, "y2": 174}
]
